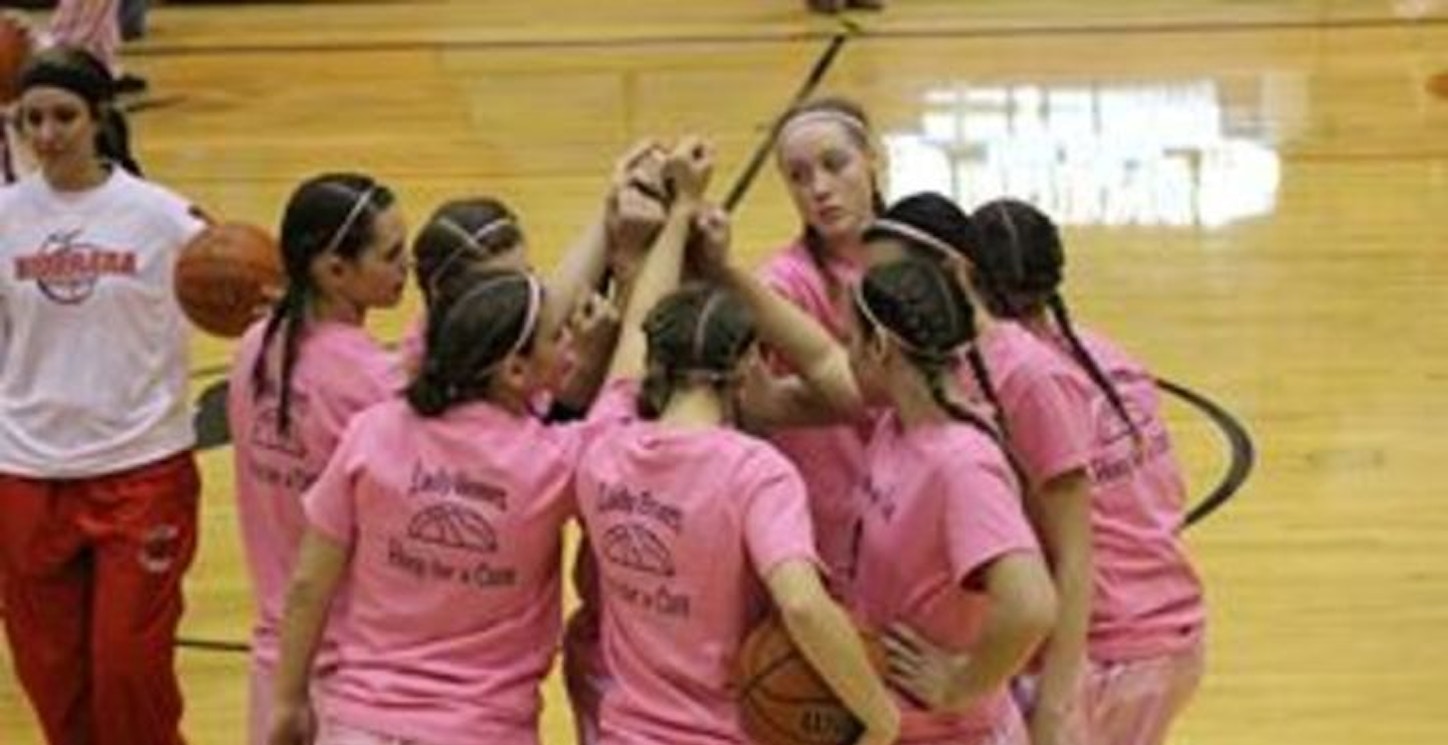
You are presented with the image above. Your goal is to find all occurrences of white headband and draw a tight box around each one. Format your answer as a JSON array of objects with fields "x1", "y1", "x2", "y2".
[
  {"x1": 852, "y1": 275, "x2": 969, "y2": 362},
  {"x1": 870, "y1": 218, "x2": 959, "y2": 261},
  {"x1": 777, "y1": 109, "x2": 871, "y2": 144},
  {"x1": 426, "y1": 216, "x2": 518, "y2": 295},
  {"x1": 323, "y1": 186, "x2": 377, "y2": 255}
]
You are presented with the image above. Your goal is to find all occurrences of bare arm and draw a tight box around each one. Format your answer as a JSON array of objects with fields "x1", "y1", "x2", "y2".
[
  {"x1": 541, "y1": 140, "x2": 666, "y2": 356},
  {"x1": 1023, "y1": 470, "x2": 1094, "y2": 744},
  {"x1": 540, "y1": 206, "x2": 610, "y2": 348},
  {"x1": 715, "y1": 263, "x2": 864, "y2": 419},
  {"x1": 886, "y1": 552, "x2": 1058, "y2": 714},
  {"x1": 267, "y1": 529, "x2": 349, "y2": 745},
  {"x1": 766, "y1": 560, "x2": 900, "y2": 745},
  {"x1": 604, "y1": 137, "x2": 713, "y2": 385}
]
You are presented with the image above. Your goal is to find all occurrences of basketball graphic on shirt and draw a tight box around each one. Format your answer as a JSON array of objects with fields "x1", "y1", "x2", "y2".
[
  {"x1": 601, "y1": 523, "x2": 675, "y2": 577},
  {"x1": 407, "y1": 503, "x2": 499, "y2": 554},
  {"x1": 15, "y1": 231, "x2": 140, "y2": 305}
]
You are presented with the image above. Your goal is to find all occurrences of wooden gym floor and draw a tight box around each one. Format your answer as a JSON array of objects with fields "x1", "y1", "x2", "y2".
[{"x1": 3, "y1": 1, "x2": 1447, "y2": 743}]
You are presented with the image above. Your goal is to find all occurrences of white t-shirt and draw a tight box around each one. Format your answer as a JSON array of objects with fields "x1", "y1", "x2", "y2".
[{"x1": 0, "y1": 168, "x2": 205, "y2": 478}]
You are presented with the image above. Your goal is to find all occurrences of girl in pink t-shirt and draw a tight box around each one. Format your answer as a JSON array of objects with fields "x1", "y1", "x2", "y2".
[
  {"x1": 759, "y1": 96, "x2": 886, "y2": 591},
  {"x1": 968, "y1": 199, "x2": 1207, "y2": 745},
  {"x1": 228, "y1": 172, "x2": 410, "y2": 745},
  {"x1": 267, "y1": 267, "x2": 623, "y2": 745},
  {"x1": 715, "y1": 248, "x2": 1059, "y2": 745},
  {"x1": 573, "y1": 137, "x2": 900, "y2": 745},
  {"x1": 866, "y1": 193, "x2": 1100, "y2": 745}
]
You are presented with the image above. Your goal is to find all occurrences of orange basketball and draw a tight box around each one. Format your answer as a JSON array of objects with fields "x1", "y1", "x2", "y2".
[
  {"x1": 175, "y1": 222, "x2": 285, "y2": 338},
  {"x1": 0, "y1": 16, "x2": 33, "y2": 104},
  {"x1": 737, "y1": 615, "x2": 886, "y2": 745},
  {"x1": 1427, "y1": 70, "x2": 1448, "y2": 101}
]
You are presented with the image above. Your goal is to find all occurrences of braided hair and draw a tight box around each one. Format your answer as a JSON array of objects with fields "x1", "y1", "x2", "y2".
[
  {"x1": 852, "y1": 259, "x2": 1017, "y2": 477},
  {"x1": 249, "y1": 173, "x2": 397, "y2": 434},
  {"x1": 638, "y1": 283, "x2": 757, "y2": 421},
  {"x1": 862, "y1": 192, "x2": 1009, "y2": 438},
  {"x1": 969, "y1": 198, "x2": 1137, "y2": 437}
]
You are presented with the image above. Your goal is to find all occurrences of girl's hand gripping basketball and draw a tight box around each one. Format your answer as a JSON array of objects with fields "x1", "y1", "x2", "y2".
[
  {"x1": 883, "y1": 623, "x2": 975, "y2": 714},
  {"x1": 663, "y1": 136, "x2": 715, "y2": 203}
]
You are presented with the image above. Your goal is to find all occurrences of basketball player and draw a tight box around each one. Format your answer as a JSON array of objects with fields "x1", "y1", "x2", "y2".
[
  {"x1": 707, "y1": 205, "x2": 1058, "y2": 745},
  {"x1": 262, "y1": 139, "x2": 706, "y2": 745},
  {"x1": 571, "y1": 136, "x2": 901, "y2": 745},
  {"x1": 864, "y1": 193, "x2": 1098, "y2": 745},
  {"x1": 968, "y1": 199, "x2": 1206, "y2": 745},
  {"x1": 0, "y1": 46, "x2": 206, "y2": 745},
  {"x1": 759, "y1": 96, "x2": 883, "y2": 594},
  {"x1": 228, "y1": 172, "x2": 409, "y2": 745}
]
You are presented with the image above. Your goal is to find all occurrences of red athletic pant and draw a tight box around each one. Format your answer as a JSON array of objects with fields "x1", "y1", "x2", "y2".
[{"x1": 0, "y1": 451, "x2": 199, "y2": 745}]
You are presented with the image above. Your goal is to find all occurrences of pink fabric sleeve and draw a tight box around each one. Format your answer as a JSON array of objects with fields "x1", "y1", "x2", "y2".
[
  {"x1": 741, "y1": 447, "x2": 821, "y2": 578},
  {"x1": 1005, "y1": 367, "x2": 1094, "y2": 490},
  {"x1": 942, "y1": 460, "x2": 1041, "y2": 587},
  {"x1": 586, "y1": 378, "x2": 640, "y2": 425},
  {"x1": 302, "y1": 423, "x2": 364, "y2": 546}
]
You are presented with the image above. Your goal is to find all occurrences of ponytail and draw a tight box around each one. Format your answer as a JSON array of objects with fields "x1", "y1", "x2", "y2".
[
  {"x1": 1047, "y1": 293, "x2": 1137, "y2": 438},
  {"x1": 249, "y1": 285, "x2": 309, "y2": 435},
  {"x1": 925, "y1": 367, "x2": 1027, "y2": 488}
]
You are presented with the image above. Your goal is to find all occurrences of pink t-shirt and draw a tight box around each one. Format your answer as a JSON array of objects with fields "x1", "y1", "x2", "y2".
[
  {"x1": 759, "y1": 239, "x2": 868, "y2": 589},
  {"x1": 850, "y1": 414, "x2": 1041, "y2": 743},
  {"x1": 228, "y1": 320, "x2": 402, "y2": 665},
  {"x1": 962, "y1": 321, "x2": 1095, "y2": 492},
  {"x1": 1041, "y1": 327, "x2": 1206, "y2": 662},
  {"x1": 302, "y1": 392, "x2": 622, "y2": 745},
  {"x1": 574, "y1": 412, "x2": 819, "y2": 745},
  {"x1": 562, "y1": 381, "x2": 644, "y2": 717}
]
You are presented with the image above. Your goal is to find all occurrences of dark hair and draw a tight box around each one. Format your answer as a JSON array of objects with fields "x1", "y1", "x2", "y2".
[
  {"x1": 863, "y1": 192, "x2": 1007, "y2": 436},
  {"x1": 638, "y1": 283, "x2": 756, "y2": 420},
  {"x1": 855, "y1": 259, "x2": 1025, "y2": 481},
  {"x1": 406, "y1": 269, "x2": 543, "y2": 417},
  {"x1": 969, "y1": 198, "x2": 1136, "y2": 437},
  {"x1": 775, "y1": 96, "x2": 887, "y2": 294},
  {"x1": 412, "y1": 197, "x2": 524, "y2": 306},
  {"x1": 17, "y1": 46, "x2": 142, "y2": 175},
  {"x1": 250, "y1": 173, "x2": 398, "y2": 434}
]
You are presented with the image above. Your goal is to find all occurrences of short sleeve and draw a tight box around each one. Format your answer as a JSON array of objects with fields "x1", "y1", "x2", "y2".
[
  {"x1": 302, "y1": 420, "x2": 366, "y2": 545},
  {"x1": 1002, "y1": 365, "x2": 1094, "y2": 490},
  {"x1": 741, "y1": 447, "x2": 821, "y2": 578},
  {"x1": 941, "y1": 458, "x2": 1041, "y2": 587}
]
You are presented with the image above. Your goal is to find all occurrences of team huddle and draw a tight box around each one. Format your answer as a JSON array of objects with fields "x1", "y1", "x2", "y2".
[{"x1": 1, "y1": 47, "x2": 1205, "y2": 745}]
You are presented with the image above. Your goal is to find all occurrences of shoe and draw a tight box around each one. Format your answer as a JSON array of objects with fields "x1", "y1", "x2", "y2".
[
  {"x1": 807, "y1": 0, "x2": 844, "y2": 13},
  {"x1": 846, "y1": 0, "x2": 885, "y2": 8},
  {"x1": 113, "y1": 73, "x2": 149, "y2": 97}
]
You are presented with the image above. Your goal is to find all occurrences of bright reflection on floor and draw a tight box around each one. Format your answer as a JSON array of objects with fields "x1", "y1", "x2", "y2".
[{"x1": 885, "y1": 81, "x2": 1281, "y2": 228}]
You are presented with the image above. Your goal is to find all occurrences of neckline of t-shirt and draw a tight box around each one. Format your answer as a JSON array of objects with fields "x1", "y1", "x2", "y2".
[{"x1": 33, "y1": 167, "x2": 125, "y2": 209}]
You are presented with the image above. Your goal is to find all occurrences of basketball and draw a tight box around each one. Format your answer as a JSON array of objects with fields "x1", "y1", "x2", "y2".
[
  {"x1": 1427, "y1": 70, "x2": 1448, "y2": 100},
  {"x1": 0, "y1": 15, "x2": 33, "y2": 104},
  {"x1": 736, "y1": 615, "x2": 886, "y2": 745},
  {"x1": 174, "y1": 222, "x2": 285, "y2": 338}
]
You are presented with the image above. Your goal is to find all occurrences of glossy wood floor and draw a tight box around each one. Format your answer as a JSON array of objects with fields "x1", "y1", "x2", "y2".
[{"x1": 4, "y1": 0, "x2": 1448, "y2": 743}]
